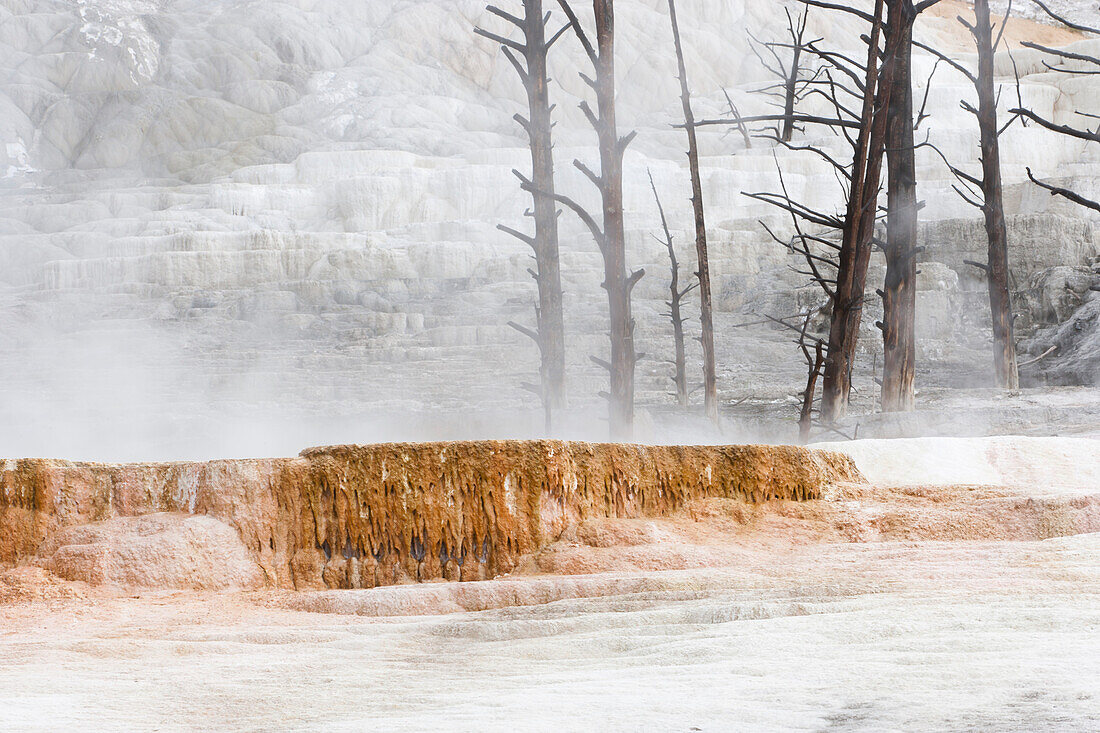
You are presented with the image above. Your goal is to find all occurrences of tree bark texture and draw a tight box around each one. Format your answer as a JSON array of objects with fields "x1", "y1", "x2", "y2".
[
  {"x1": 974, "y1": 0, "x2": 1019, "y2": 390},
  {"x1": 591, "y1": 0, "x2": 638, "y2": 440},
  {"x1": 820, "y1": 0, "x2": 887, "y2": 423},
  {"x1": 881, "y1": 0, "x2": 918, "y2": 413}
]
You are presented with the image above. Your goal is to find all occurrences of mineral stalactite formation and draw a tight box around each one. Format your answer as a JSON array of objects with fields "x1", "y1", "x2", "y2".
[{"x1": 0, "y1": 442, "x2": 861, "y2": 590}]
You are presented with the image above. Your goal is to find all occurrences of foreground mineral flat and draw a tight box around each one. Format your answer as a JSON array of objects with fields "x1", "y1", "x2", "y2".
[{"x1": 2, "y1": 436, "x2": 1099, "y2": 731}]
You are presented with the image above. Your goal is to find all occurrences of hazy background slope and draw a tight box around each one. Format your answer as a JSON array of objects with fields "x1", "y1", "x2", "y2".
[{"x1": 1, "y1": 0, "x2": 1098, "y2": 459}]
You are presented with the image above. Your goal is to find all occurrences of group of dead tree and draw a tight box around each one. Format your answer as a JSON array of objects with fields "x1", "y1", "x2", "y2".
[
  {"x1": 723, "y1": 0, "x2": 1099, "y2": 438},
  {"x1": 477, "y1": 0, "x2": 717, "y2": 440},
  {"x1": 716, "y1": 0, "x2": 949, "y2": 433},
  {"x1": 478, "y1": 0, "x2": 1100, "y2": 442}
]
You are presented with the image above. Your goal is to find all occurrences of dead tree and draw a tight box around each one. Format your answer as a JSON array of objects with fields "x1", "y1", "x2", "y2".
[
  {"x1": 879, "y1": 0, "x2": 946, "y2": 413},
  {"x1": 736, "y1": 0, "x2": 889, "y2": 424},
  {"x1": 748, "y1": 7, "x2": 821, "y2": 142},
  {"x1": 1009, "y1": 3, "x2": 1100, "y2": 213},
  {"x1": 969, "y1": 0, "x2": 1020, "y2": 391},
  {"x1": 797, "y1": 312, "x2": 827, "y2": 442},
  {"x1": 649, "y1": 171, "x2": 697, "y2": 406},
  {"x1": 667, "y1": 0, "x2": 718, "y2": 421},
  {"x1": 475, "y1": 1, "x2": 569, "y2": 430},
  {"x1": 919, "y1": 0, "x2": 1020, "y2": 391},
  {"x1": 820, "y1": 0, "x2": 891, "y2": 423},
  {"x1": 721, "y1": 89, "x2": 754, "y2": 149},
  {"x1": 684, "y1": 0, "x2": 943, "y2": 420},
  {"x1": 536, "y1": 0, "x2": 641, "y2": 440},
  {"x1": 758, "y1": 0, "x2": 940, "y2": 417},
  {"x1": 755, "y1": 311, "x2": 827, "y2": 443}
]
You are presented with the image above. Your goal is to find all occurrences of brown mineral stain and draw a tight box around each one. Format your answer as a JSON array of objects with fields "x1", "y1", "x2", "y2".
[{"x1": 1, "y1": 442, "x2": 862, "y2": 590}]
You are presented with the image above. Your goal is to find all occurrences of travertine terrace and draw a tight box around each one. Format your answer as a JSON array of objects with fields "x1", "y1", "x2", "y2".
[
  {"x1": 2, "y1": 435, "x2": 1099, "y2": 731},
  {"x1": 3, "y1": 0, "x2": 1100, "y2": 729},
  {"x1": 1, "y1": 441, "x2": 860, "y2": 590}
]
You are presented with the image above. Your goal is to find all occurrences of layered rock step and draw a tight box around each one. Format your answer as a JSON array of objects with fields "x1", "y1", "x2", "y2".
[{"x1": 0, "y1": 441, "x2": 861, "y2": 590}]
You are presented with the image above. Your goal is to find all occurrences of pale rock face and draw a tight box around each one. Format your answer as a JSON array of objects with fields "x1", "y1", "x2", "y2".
[
  {"x1": 990, "y1": 0, "x2": 1094, "y2": 25},
  {"x1": 0, "y1": 0, "x2": 1099, "y2": 457},
  {"x1": 36, "y1": 512, "x2": 265, "y2": 590}
]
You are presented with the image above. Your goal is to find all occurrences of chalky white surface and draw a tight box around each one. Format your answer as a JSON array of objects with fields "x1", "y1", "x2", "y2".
[{"x1": 1, "y1": 434, "x2": 1099, "y2": 731}]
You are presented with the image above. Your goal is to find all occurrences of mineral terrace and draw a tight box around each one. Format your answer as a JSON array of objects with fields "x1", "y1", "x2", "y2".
[{"x1": 2, "y1": 436, "x2": 1099, "y2": 730}]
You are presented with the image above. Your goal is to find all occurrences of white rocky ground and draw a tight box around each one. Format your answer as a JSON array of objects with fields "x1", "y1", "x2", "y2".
[
  {"x1": 3, "y1": 539, "x2": 1099, "y2": 732},
  {"x1": 1, "y1": 435, "x2": 1098, "y2": 731},
  {"x1": 1, "y1": 0, "x2": 1099, "y2": 459}
]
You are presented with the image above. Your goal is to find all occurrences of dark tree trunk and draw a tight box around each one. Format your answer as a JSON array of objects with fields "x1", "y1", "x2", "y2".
[
  {"x1": 593, "y1": 0, "x2": 637, "y2": 440},
  {"x1": 974, "y1": 0, "x2": 1019, "y2": 390},
  {"x1": 524, "y1": 0, "x2": 567, "y2": 414},
  {"x1": 476, "y1": 1, "x2": 567, "y2": 428},
  {"x1": 650, "y1": 172, "x2": 692, "y2": 407},
  {"x1": 820, "y1": 0, "x2": 887, "y2": 423},
  {"x1": 555, "y1": 0, "x2": 640, "y2": 440},
  {"x1": 668, "y1": 0, "x2": 718, "y2": 422},
  {"x1": 880, "y1": 0, "x2": 918, "y2": 413},
  {"x1": 747, "y1": 8, "x2": 809, "y2": 145},
  {"x1": 799, "y1": 340, "x2": 825, "y2": 443},
  {"x1": 782, "y1": 41, "x2": 803, "y2": 143},
  {"x1": 670, "y1": 274, "x2": 688, "y2": 407}
]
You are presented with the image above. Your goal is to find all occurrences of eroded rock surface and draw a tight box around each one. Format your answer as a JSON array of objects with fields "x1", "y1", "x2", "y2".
[
  {"x1": 1024, "y1": 289, "x2": 1100, "y2": 387},
  {"x1": 37, "y1": 513, "x2": 264, "y2": 590},
  {"x1": 0, "y1": 441, "x2": 860, "y2": 590}
]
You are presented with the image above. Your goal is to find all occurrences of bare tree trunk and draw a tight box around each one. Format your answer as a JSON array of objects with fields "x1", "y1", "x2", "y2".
[
  {"x1": 881, "y1": 0, "x2": 918, "y2": 412},
  {"x1": 820, "y1": 0, "x2": 887, "y2": 423},
  {"x1": 476, "y1": 1, "x2": 567, "y2": 428},
  {"x1": 670, "y1": 269, "x2": 688, "y2": 407},
  {"x1": 782, "y1": 40, "x2": 803, "y2": 143},
  {"x1": 748, "y1": 8, "x2": 810, "y2": 144},
  {"x1": 723, "y1": 93, "x2": 753, "y2": 149},
  {"x1": 525, "y1": 0, "x2": 567, "y2": 414},
  {"x1": 799, "y1": 340, "x2": 825, "y2": 443},
  {"x1": 974, "y1": 0, "x2": 1019, "y2": 390},
  {"x1": 554, "y1": 0, "x2": 641, "y2": 440},
  {"x1": 668, "y1": 0, "x2": 718, "y2": 422},
  {"x1": 595, "y1": 0, "x2": 637, "y2": 440},
  {"x1": 650, "y1": 171, "x2": 694, "y2": 407},
  {"x1": 794, "y1": 307, "x2": 827, "y2": 444}
]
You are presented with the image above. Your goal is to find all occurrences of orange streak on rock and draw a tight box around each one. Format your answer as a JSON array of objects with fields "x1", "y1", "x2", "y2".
[{"x1": 1, "y1": 442, "x2": 862, "y2": 589}]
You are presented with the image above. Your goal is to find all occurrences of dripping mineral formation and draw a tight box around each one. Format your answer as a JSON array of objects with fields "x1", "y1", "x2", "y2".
[{"x1": 0, "y1": 441, "x2": 860, "y2": 590}]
